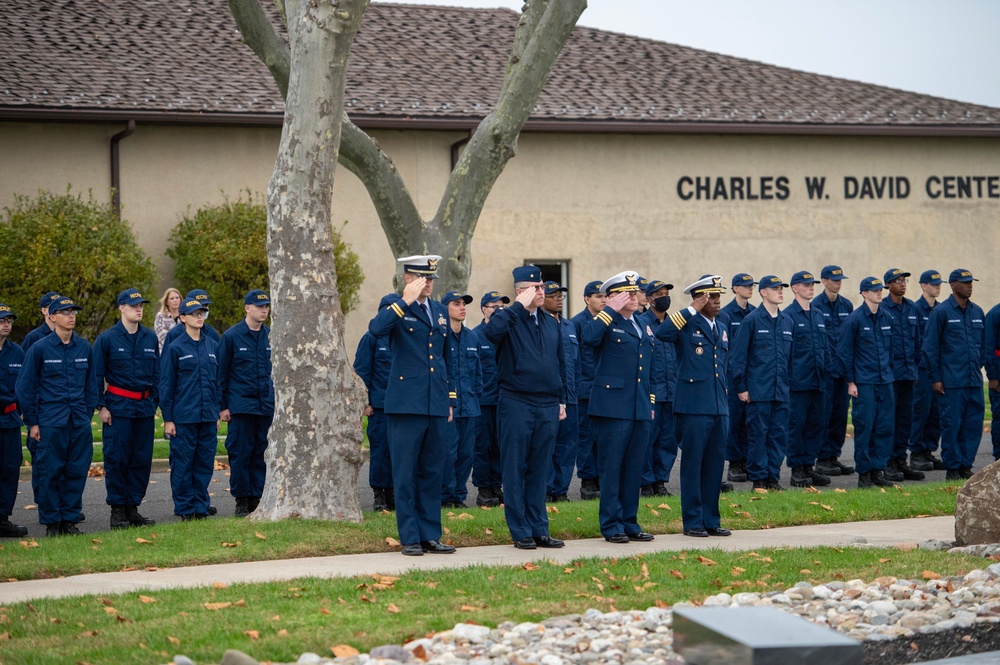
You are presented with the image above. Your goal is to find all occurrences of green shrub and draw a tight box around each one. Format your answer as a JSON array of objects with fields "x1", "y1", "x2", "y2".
[
  {"x1": 166, "y1": 192, "x2": 363, "y2": 332},
  {"x1": 0, "y1": 188, "x2": 156, "y2": 341}
]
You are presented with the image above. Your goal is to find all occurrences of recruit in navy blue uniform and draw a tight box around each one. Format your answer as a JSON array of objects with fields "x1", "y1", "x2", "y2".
[{"x1": 0, "y1": 303, "x2": 27, "y2": 538}]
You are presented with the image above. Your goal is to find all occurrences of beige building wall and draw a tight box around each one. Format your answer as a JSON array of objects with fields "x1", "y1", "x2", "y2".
[{"x1": 2, "y1": 121, "x2": 998, "y2": 356}]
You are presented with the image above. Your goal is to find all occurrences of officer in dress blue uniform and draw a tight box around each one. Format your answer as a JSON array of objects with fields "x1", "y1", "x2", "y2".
[
  {"x1": 369, "y1": 255, "x2": 457, "y2": 557},
  {"x1": 543, "y1": 280, "x2": 581, "y2": 504},
  {"x1": 219, "y1": 290, "x2": 275, "y2": 517},
  {"x1": 440, "y1": 291, "x2": 482, "y2": 509},
  {"x1": 0, "y1": 304, "x2": 28, "y2": 538},
  {"x1": 881, "y1": 269, "x2": 926, "y2": 482},
  {"x1": 814, "y1": 265, "x2": 856, "y2": 478},
  {"x1": 570, "y1": 280, "x2": 605, "y2": 500},
  {"x1": 161, "y1": 289, "x2": 222, "y2": 350},
  {"x1": 985, "y1": 294, "x2": 1000, "y2": 463},
  {"x1": 582, "y1": 271, "x2": 656, "y2": 543},
  {"x1": 922, "y1": 269, "x2": 987, "y2": 480},
  {"x1": 472, "y1": 291, "x2": 507, "y2": 507},
  {"x1": 639, "y1": 279, "x2": 678, "y2": 497},
  {"x1": 656, "y1": 275, "x2": 732, "y2": 538},
  {"x1": 910, "y1": 270, "x2": 944, "y2": 471},
  {"x1": 784, "y1": 271, "x2": 832, "y2": 488},
  {"x1": 718, "y1": 273, "x2": 756, "y2": 484},
  {"x1": 353, "y1": 294, "x2": 397, "y2": 512},
  {"x1": 484, "y1": 265, "x2": 567, "y2": 550},
  {"x1": 159, "y1": 296, "x2": 222, "y2": 520},
  {"x1": 16, "y1": 296, "x2": 98, "y2": 536},
  {"x1": 728, "y1": 275, "x2": 794, "y2": 491},
  {"x1": 838, "y1": 277, "x2": 896, "y2": 488},
  {"x1": 92, "y1": 288, "x2": 160, "y2": 529}
]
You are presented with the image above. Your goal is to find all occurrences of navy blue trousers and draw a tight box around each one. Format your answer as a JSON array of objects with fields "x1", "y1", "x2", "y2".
[
  {"x1": 592, "y1": 416, "x2": 650, "y2": 537},
  {"x1": 910, "y1": 369, "x2": 941, "y2": 454},
  {"x1": 103, "y1": 415, "x2": 155, "y2": 507},
  {"x1": 890, "y1": 380, "x2": 915, "y2": 461},
  {"x1": 25, "y1": 437, "x2": 38, "y2": 502},
  {"x1": 387, "y1": 414, "x2": 447, "y2": 545},
  {"x1": 0, "y1": 427, "x2": 21, "y2": 516},
  {"x1": 990, "y1": 389, "x2": 1000, "y2": 460},
  {"x1": 497, "y1": 397, "x2": 558, "y2": 541},
  {"x1": 442, "y1": 416, "x2": 476, "y2": 504},
  {"x1": 225, "y1": 413, "x2": 272, "y2": 500},
  {"x1": 745, "y1": 400, "x2": 789, "y2": 482},
  {"x1": 35, "y1": 419, "x2": 93, "y2": 525},
  {"x1": 787, "y1": 389, "x2": 825, "y2": 468},
  {"x1": 852, "y1": 383, "x2": 895, "y2": 475},
  {"x1": 819, "y1": 376, "x2": 851, "y2": 459},
  {"x1": 548, "y1": 403, "x2": 579, "y2": 496},
  {"x1": 675, "y1": 413, "x2": 728, "y2": 531},
  {"x1": 725, "y1": 389, "x2": 749, "y2": 463},
  {"x1": 367, "y1": 409, "x2": 392, "y2": 490},
  {"x1": 939, "y1": 386, "x2": 985, "y2": 470},
  {"x1": 642, "y1": 401, "x2": 678, "y2": 485},
  {"x1": 472, "y1": 405, "x2": 502, "y2": 490},
  {"x1": 169, "y1": 423, "x2": 217, "y2": 517},
  {"x1": 575, "y1": 399, "x2": 599, "y2": 481}
]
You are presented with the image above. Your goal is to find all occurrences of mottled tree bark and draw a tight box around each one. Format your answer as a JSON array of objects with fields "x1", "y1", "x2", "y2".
[{"x1": 251, "y1": 0, "x2": 369, "y2": 522}]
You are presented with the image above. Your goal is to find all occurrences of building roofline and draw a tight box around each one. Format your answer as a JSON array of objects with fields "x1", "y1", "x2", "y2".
[{"x1": 3, "y1": 107, "x2": 1000, "y2": 138}]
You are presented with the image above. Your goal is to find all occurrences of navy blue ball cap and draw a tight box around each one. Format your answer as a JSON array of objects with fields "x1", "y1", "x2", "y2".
[
  {"x1": 731, "y1": 273, "x2": 756, "y2": 288},
  {"x1": 0, "y1": 303, "x2": 16, "y2": 320},
  {"x1": 758, "y1": 275, "x2": 789, "y2": 289},
  {"x1": 790, "y1": 271, "x2": 820, "y2": 286},
  {"x1": 919, "y1": 270, "x2": 943, "y2": 285},
  {"x1": 117, "y1": 288, "x2": 150, "y2": 307},
  {"x1": 379, "y1": 293, "x2": 400, "y2": 310},
  {"x1": 441, "y1": 291, "x2": 473, "y2": 306},
  {"x1": 821, "y1": 265, "x2": 847, "y2": 280},
  {"x1": 397, "y1": 254, "x2": 441, "y2": 279},
  {"x1": 583, "y1": 280, "x2": 604, "y2": 296},
  {"x1": 49, "y1": 296, "x2": 82, "y2": 314},
  {"x1": 39, "y1": 291, "x2": 60, "y2": 309},
  {"x1": 882, "y1": 269, "x2": 910, "y2": 285},
  {"x1": 185, "y1": 289, "x2": 213, "y2": 305},
  {"x1": 543, "y1": 281, "x2": 568, "y2": 295},
  {"x1": 244, "y1": 289, "x2": 271, "y2": 306},
  {"x1": 512, "y1": 265, "x2": 542, "y2": 283},
  {"x1": 179, "y1": 298, "x2": 209, "y2": 315},
  {"x1": 480, "y1": 291, "x2": 510, "y2": 307},
  {"x1": 948, "y1": 268, "x2": 978, "y2": 283},
  {"x1": 859, "y1": 276, "x2": 884, "y2": 293},
  {"x1": 645, "y1": 279, "x2": 673, "y2": 297}
]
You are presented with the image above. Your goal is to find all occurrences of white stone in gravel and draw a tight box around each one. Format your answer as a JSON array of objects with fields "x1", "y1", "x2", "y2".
[
  {"x1": 813, "y1": 585, "x2": 833, "y2": 599},
  {"x1": 452, "y1": 624, "x2": 491, "y2": 644},
  {"x1": 701, "y1": 594, "x2": 729, "y2": 607},
  {"x1": 771, "y1": 594, "x2": 792, "y2": 605},
  {"x1": 539, "y1": 655, "x2": 564, "y2": 665},
  {"x1": 297, "y1": 654, "x2": 322, "y2": 665},
  {"x1": 174, "y1": 657, "x2": 196, "y2": 665},
  {"x1": 987, "y1": 563, "x2": 1000, "y2": 579},
  {"x1": 869, "y1": 600, "x2": 897, "y2": 615},
  {"x1": 732, "y1": 592, "x2": 760, "y2": 606},
  {"x1": 589, "y1": 638, "x2": 614, "y2": 653},
  {"x1": 964, "y1": 569, "x2": 991, "y2": 584},
  {"x1": 511, "y1": 622, "x2": 543, "y2": 636}
]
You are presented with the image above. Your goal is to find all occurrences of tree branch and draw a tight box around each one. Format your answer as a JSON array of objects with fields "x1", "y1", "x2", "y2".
[{"x1": 227, "y1": 0, "x2": 291, "y2": 98}]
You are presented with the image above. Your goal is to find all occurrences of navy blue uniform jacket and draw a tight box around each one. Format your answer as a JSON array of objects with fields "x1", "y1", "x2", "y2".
[
  {"x1": 159, "y1": 331, "x2": 221, "y2": 423},
  {"x1": 554, "y1": 314, "x2": 581, "y2": 406},
  {"x1": 882, "y1": 297, "x2": 920, "y2": 381},
  {"x1": 16, "y1": 332, "x2": 98, "y2": 427},
  {"x1": 163, "y1": 321, "x2": 220, "y2": 350},
  {"x1": 718, "y1": 300, "x2": 755, "y2": 339},
  {"x1": 640, "y1": 310, "x2": 677, "y2": 404},
  {"x1": 484, "y1": 302, "x2": 566, "y2": 405},
  {"x1": 582, "y1": 307, "x2": 653, "y2": 420},
  {"x1": 369, "y1": 296, "x2": 456, "y2": 416},
  {"x1": 21, "y1": 323, "x2": 52, "y2": 352},
  {"x1": 0, "y1": 340, "x2": 24, "y2": 428},
  {"x1": 218, "y1": 320, "x2": 274, "y2": 416},
  {"x1": 812, "y1": 292, "x2": 854, "y2": 377},
  {"x1": 837, "y1": 305, "x2": 894, "y2": 385},
  {"x1": 353, "y1": 331, "x2": 391, "y2": 409},
  {"x1": 922, "y1": 295, "x2": 986, "y2": 389},
  {"x1": 472, "y1": 322, "x2": 499, "y2": 406},
  {"x1": 728, "y1": 307, "x2": 794, "y2": 402},
  {"x1": 784, "y1": 300, "x2": 829, "y2": 391},
  {"x1": 655, "y1": 308, "x2": 729, "y2": 415},
  {"x1": 93, "y1": 320, "x2": 160, "y2": 418},
  {"x1": 915, "y1": 297, "x2": 937, "y2": 370},
  {"x1": 448, "y1": 325, "x2": 483, "y2": 418},
  {"x1": 985, "y1": 302, "x2": 1000, "y2": 383},
  {"x1": 570, "y1": 309, "x2": 597, "y2": 401}
]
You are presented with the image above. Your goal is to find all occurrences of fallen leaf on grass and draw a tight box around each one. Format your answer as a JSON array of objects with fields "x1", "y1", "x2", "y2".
[
  {"x1": 101, "y1": 599, "x2": 114, "y2": 606},
  {"x1": 753, "y1": 487, "x2": 768, "y2": 494},
  {"x1": 731, "y1": 567, "x2": 745, "y2": 576},
  {"x1": 19, "y1": 539, "x2": 39, "y2": 548},
  {"x1": 139, "y1": 596, "x2": 156, "y2": 604},
  {"x1": 91, "y1": 539, "x2": 102, "y2": 545},
  {"x1": 670, "y1": 570, "x2": 684, "y2": 579},
  {"x1": 879, "y1": 558, "x2": 891, "y2": 563},
  {"x1": 460, "y1": 604, "x2": 480, "y2": 612},
  {"x1": 135, "y1": 538, "x2": 152, "y2": 545},
  {"x1": 478, "y1": 504, "x2": 492, "y2": 511},
  {"x1": 212, "y1": 582, "x2": 228, "y2": 590},
  {"x1": 915, "y1": 514, "x2": 931, "y2": 518},
  {"x1": 642, "y1": 563, "x2": 650, "y2": 579},
  {"x1": 650, "y1": 509, "x2": 660, "y2": 516},
  {"x1": 546, "y1": 506, "x2": 559, "y2": 514},
  {"x1": 103, "y1": 607, "x2": 118, "y2": 614},
  {"x1": 802, "y1": 486, "x2": 821, "y2": 494},
  {"x1": 563, "y1": 568, "x2": 575, "y2": 574},
  {"x1": 255, "y1": 532, "x2": 266, "y2": 540},
  {"x1": 658, "y1": 503, "x2": 672, "y2": 510},
  {"x1": 799, "y1": 569, "x2": 812, "y2": 574},
  {"x1": 79, "y1": 630, "x2": 98, "y2": 638},
  {"x1": 523, "y1": 562, "x2": 540, "y2": 571},
  {"x1": 821, "y1": 504, "x2": 833, "y2": 511},
  {"x1": 221, "y1": 541, "x2": 241, "y2": 548},
  {"x1": 359, "y1": 594, "x2": 376, "y2": 603},
  {"x1": 203, "y1": 602, "x2": 232, "y2": 611},
  {"x1": 451, "y1": 512, "x2": 474, "y2": 520},
  {"x1": 243, "y1": 630, "x2": 260, "y2": 640},
  {"x1": 387, "y1": 603, "x2": 401, "y2": 614},
  {"x1": 331, "y1": 645, "x2": 359, "y2": 658},
  {"x1": 278, "y1": 629, "x2": 289, "y2": 637},
  {"x1": 736, "y1": 511, "x2": 751, "y2": 519},
  {"x1": 0, "y1": 632, "x2": 10, "y2": 640},
  {"x1": 442, "y1": 527, "x2": 451, "y2": 534},
  {"x1": 319, "y1": 608, "x2": 331, "y2": 615},
  {"x1": 921, "y1": 570, "x2": 941, "y2": 580},
  {"x1": 385, "y1": 536, "x2": 400, "y2": 548},
  {"x1": 483, "y1": 527, "x2": 493, "y2": 535},
  {"x1": 697, "y1": 556, "x2": 717, "y2": 566},
  {"x1": 834, "y1": 488, "x2": 847, "y2": 493}
]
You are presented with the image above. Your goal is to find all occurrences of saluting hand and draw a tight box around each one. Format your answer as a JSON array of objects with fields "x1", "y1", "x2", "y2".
[
  {"x1": 401, "y1": 277, "x2": 426, "y2": 304},
  {"x1": 606, "y1": 292, "x2": 631, "y2": 313},
  {"x1": 515, "y1": 286, "x2": 536, "y2": 309},
  {"x1": 691, "y1": 293, "x2": 709, "y2": 312}
]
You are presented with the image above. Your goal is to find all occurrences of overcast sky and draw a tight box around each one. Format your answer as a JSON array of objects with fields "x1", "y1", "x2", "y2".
[{"x1": 378, "y1": 0, "x2": 1000, "y2": 109}]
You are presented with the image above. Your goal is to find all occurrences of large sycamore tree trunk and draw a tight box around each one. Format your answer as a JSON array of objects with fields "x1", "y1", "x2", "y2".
[{"x1": 250, "y1": 0, "x2": 369, "y2": 522}]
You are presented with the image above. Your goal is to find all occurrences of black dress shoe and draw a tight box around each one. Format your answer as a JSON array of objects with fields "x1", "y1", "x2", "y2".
[
  {"x1": 533, "y1": 535, "x2": 565, "y2": 548},
  {"x1": 77, "y1": 512, "x2": 86, "y2": 522},
  {"x1": 720, "y1": 482, "x2": 734, "y2": 493},
  {"x1": 683, "y1": 528, "x2": 709, "y2": 538},
  {"x1": 706, "y1": 527, "x2": 732, "y2": 537},
  {"x1": 207, "y1": 505, "x2": 218, "y2": 516},
  {"x1": 627, "y1": 531, "x2": 655, "y2": 542},
  {"x1": 0, "y1": 517, "x2": 28, "y2": 538},
  {"x1": 420, "y1": 540, "x2": 456, "y2": 554},
  {"x1": 514, "y1": 537, "x2": 537, "y2": 550},
  {"x1": 605, "y1": 532, "x2": 629, "y2": 544},
  {"x1": 402, "y1": 544, "x2": 423, "y2": 556}
]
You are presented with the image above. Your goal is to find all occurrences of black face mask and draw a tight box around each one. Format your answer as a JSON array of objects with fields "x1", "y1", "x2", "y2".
[{"x1": 653, "y1": 295, "x2": 672, "y2": 312}]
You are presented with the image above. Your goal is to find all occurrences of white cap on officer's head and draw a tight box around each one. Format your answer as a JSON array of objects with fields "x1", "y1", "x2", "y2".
[
  {"x1": 683, "y1": 274, "x2": 727, "y2": 296},
  {"x1": 397, "y1": 254, "x2": 442, "y2": 278},
  {"x1": 601, "y1": 271, "x2": 642, "y2": 295}
]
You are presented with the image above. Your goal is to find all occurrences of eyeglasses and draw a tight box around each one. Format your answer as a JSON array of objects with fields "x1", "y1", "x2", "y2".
[
  {"x1": 545, "y1": 293, "x2": 564, "y2": 299},
  {"x1": 484, "y1": 304, "x2": 505, "y2": 311}
]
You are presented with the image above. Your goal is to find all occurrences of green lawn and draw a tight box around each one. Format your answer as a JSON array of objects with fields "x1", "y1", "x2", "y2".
[
  {"x1": 1, "y1": 482, "x2": 962, "y2": 582},
  {"x1": 0, "y1": 547, "x2": 985, "y2": 665}
]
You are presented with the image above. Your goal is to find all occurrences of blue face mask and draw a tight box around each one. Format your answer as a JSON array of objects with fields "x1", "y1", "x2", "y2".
[{"x1": 652, "y1": 295, "x2": 671, "y2": 312}]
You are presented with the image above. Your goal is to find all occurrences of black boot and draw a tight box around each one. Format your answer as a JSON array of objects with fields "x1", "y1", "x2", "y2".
[
  {"x1": 0, "y1": 517, "x2": 28, "y2": 538},
  {"x1": 125, "y1": 506, "x2": 155, "y2": 526},
  {"x1": 476, "y1": 487, "x2": 499, "y2": 507},
  {"x1": 871, "y1": 469, "x2": 892, "y2": 487},
  {"x1": 857, "y1": 471, "x2": 873, "y2": 489},
  {"x1": 929, "y1": 453, "x2": 946, "y2": 470},
  {"x1": 110, "y1": 506, "x2": 131, "y2": 530},
  {"x1": 909, "y1": 451, "x2": 933, "y2": 472},
  {"x1": 640, "y1": 484, "x2": 655, "y2": 498},
  {"x1": 652, "y1": 481, "x2": 672, "y2": 496},
  {"x1": 373, "y1": 489, "x2": 388, "y2": 512},
  {"x1": 790, "y1": 466, "x2": 813, "y2": 487},
  {"x1": 580, "y1": 478, "x2": 600, "y2": 501},
  {"x1": 893, "y1": 458, "x2": 925, "y2": 481},
  {"x1": 46, "y1": 523, "x2": 62, "y2": 536},
  {"x1": 234, "y1": 497, "x2": 250, "y2": 518},
  {"x1": 806, "y1": 465, "x2": 831, "y2": 486},
  {"x1": 814, "y1": 457, "x2": 842, "y2": 477},
  {"x1": 384, "y1": 488, "x2": 395, "y2": 510},
  {"x1": 945, "y1": 469, "x2": 964, "y2": 481},
  {"x1": 720, "y1": 482, "x2": 734, "y2": 493},
  {"x1": 61, "y1": 521, "x2": 83, "y2": 535},
  {"x1": 883, "y1": 460, "x2": 904, "y2": 482},
  {"x1": 766, "y1": 478, "x2": 786, "y2": 492},
  {"x1": 247, "y1": 497, "x2": 261, "y2": 513},
  {"x1": 727, "y1": 461, "x2": 748, "y2": 483}
]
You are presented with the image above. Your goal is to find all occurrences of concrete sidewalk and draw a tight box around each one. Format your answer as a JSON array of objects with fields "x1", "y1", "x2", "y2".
[{"x1": 0, "y1": 516, "x2": 956, "y2": 604}]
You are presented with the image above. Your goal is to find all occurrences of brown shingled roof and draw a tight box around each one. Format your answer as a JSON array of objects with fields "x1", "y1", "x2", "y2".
[{"x1": 2, "y1": 0, "x2": 998, "y2": 133}]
